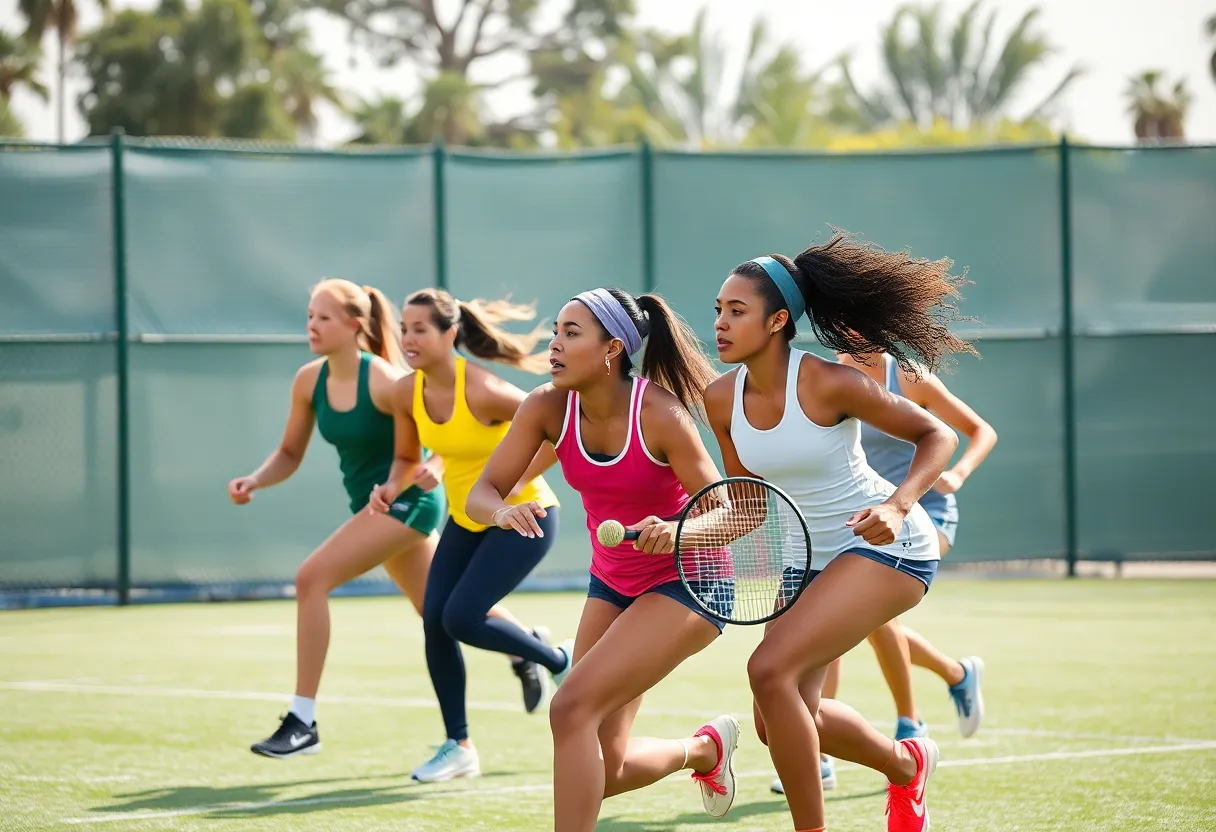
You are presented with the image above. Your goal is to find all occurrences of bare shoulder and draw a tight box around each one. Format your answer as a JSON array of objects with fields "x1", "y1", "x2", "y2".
[
  {"x1": 801, "y1": 351, "x2": 863, "y2": 396},
  {"x1": 521, "y1": 382, "x2": 567, "y2": 412},
  {"x1": 367, "y1": 355, "x2": 406, "y2": 385},
  {"x1": 640, "y1": 379, "x2": 698, "y2": 435},
  {"x1": 703, "y1": 369, "x2": 739, "y2": 426},
  {"x1": 466, "y1": 360, "x2": 525, "y2": 399},
  {"x1": 293, "y1": 359, "x2": 325, "y2": 399},
  {"x1": 519, "y1": 382, "x2": 568, "y2": 441}
]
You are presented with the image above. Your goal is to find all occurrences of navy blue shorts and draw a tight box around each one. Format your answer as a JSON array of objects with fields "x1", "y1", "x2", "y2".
[
  {"x1": 587, "y1": 572, "x2": 728, "y2": 632},
  {"x1": 787, "y1": 548, "x2": 938, "y2": 595}
]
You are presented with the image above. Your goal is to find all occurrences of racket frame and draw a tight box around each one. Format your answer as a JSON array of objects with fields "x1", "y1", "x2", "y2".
[{"x1": 673, "y1": 476, "x2": 813, "y2": 626}]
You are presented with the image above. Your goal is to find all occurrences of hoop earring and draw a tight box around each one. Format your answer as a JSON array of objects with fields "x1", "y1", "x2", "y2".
[{"x1": 605, "y1": 356, "x2": 611, "y2": 374}]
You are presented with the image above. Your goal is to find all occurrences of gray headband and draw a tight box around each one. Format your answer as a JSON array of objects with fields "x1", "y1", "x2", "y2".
[{"x1": 575, "y1": 289, "x2": 643, "y2": 356}]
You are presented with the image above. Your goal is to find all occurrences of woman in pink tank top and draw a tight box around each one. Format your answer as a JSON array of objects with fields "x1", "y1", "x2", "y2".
[{"x1": 467, "y1": 288, "x2": 743, "y2": 830}]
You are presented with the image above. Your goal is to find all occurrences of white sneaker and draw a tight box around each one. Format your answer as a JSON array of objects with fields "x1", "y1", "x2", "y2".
[
  {"x1": 691, "y1": 715, "x2": 739, "y2": 818},
  {"x1": 770, "y1": 756, "x2": 836, "y2": 795},
  {"x1": 550, "y1": 639, "x2": 575, "y2": 687},
  {"x1": 410, "y1": 739, "x2": 480, "y2": 783}
]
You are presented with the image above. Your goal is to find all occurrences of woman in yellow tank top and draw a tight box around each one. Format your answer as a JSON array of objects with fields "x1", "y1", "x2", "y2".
[{"x1": 369, "y1": 289, "x2": 569, "y2": 784}]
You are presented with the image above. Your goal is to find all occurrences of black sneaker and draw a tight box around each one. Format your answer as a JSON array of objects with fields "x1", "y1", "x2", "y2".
[
  {"x1": 250, "y1": 712, "x2": 321, "y2": 759},
  {"x1": 513, "y1": 627, "x2": 552, "y2": 714}
]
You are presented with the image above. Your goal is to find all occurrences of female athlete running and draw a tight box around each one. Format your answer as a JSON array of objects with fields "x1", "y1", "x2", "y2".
[
  {"x1": 774, "y1": 350, "x2": 994, "y2": 795},
  {"x1": 834, "y1": 351, "x2": 993, "y2": 737},
  {"x1": 369, "y1": 289, "x2": 567, "y2": 782},
  {"x1": 230, "y1": 279, "x2": 529, "y2": 758},
  {"x1": 704, "y1": 233, "x2": 974, "y2": 832},
  {"x1": 466, "y1": 288, "x2": 740, "y2": 831}
]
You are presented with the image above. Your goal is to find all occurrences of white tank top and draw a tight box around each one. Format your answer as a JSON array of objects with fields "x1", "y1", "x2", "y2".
[{"x1": 730, "y1": 348, "x2": 939, "y2": 572}]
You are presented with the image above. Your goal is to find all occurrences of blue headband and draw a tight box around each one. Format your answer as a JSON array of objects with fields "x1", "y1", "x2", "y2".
[
  {"x1": 751, "y1": 256, "x2": 805, "y2": 322},
  {"x1": 575, "y1": 289, "x2": 643, "y2": 356}
]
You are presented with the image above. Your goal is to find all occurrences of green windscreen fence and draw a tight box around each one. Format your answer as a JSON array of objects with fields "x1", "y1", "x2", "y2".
[
  {"x1": 122, "y1": 147, "x2": 436, "y2": 588},
  {"x1": 0, "y1": 139, "x2": 1212, "y2": 599},
  {"x1": 0, "y1": 146, "x2": 119, "y2": 589},
  {"x1": 1070, "y1": 147, "x2": 1216, "y2": 561}
]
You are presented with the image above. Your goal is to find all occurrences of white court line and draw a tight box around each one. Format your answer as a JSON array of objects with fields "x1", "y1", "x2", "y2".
[
  {"x1": 12, "y1": 775, "x2": 136, "y2": 784},
  {"x1": 3, "y1": 680, "x2": 1207, "y2": 745},
  {"x1": 60, "y1": 741, "x2": 1216, "y2": 825}
]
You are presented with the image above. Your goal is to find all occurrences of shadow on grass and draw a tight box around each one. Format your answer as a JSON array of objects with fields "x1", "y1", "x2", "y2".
[
  {"x1": 599, "y1": 789, "x2": 886, "y2": 830},
  {"x1": 87, "y1": 770, "x2": 533, "y2": 819}
]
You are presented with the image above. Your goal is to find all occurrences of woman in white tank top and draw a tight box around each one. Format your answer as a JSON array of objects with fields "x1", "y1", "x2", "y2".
[{"x1": 702, "y1": 232, "x2": 975, "y2": 832}]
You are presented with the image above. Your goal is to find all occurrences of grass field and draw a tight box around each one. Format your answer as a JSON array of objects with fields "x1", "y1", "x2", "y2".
[{"x1": 2, "y1": 578, "x2": 1214, "y2": 831}]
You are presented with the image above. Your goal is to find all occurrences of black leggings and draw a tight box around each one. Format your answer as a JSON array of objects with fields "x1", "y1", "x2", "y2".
[{"x1": 422, "y1": 510, "x2": 563, "y2": 741}]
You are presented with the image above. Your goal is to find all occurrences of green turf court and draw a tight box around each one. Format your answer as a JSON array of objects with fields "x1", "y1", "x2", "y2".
[{"x1": 2, "y1": 578, "x2": 1214, "y2": 831}]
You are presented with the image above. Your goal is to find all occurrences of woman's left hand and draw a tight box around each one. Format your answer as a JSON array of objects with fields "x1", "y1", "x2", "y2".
[{"x1": 846, "y1": 502, "x2": 908, "y2": 546}]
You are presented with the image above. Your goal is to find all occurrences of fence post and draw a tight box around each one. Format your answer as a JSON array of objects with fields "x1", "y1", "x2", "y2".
[
  {"x1": 110, "y1": 128, "x2": 132, "y2": 605},
  {"x1": 1058, "y1": 134, "x2": 1079, "y2": 577},
  {"x1": 433, "y1": 139, "x2": 448, "y2": 291},
  {"x1": 640, "y1": 141, "x2": 656, "y2": 294}
]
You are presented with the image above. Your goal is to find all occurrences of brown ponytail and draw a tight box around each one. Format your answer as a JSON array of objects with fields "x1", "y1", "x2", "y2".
[
  {"x1": 363, "y1": 286, "x2": 406, "y2": 367},
  {"x1": 733, "y1": 230, "x2": 976, "y2": 374},
  {"x1": 311, "y1": 278, "x2": 406, "y2": 368},
  {"x1": 405, "y1": 289, "x2": 550, "y2": 374},
  {"x1": 580, "y1": 288, "x2": 718, "y2": 417}
]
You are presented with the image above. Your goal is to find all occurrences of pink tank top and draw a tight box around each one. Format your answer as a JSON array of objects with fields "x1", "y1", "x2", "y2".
[{"x1": 553, "y1": 377, "x2": 690, "y2": 597}]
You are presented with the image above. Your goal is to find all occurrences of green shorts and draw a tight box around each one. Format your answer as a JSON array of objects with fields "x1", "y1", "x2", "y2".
[{"x1": 386, "y1": 485, "x2": 444, "y2": 536}]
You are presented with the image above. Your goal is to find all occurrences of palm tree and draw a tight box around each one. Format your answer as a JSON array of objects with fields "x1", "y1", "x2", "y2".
[
  {"x1": 17, "y1": 0, "x2": 109, "y2": 142},
  {"x1": 348, "y1": 96, "x2": 410, "y2": 145},
  {"x1": 838, "y1": 0, "x2": 1082, "y2": 131},
  {"x1": 616, "y1": 10, "x2": 829, "y2": 148},
  {"x1": 1126, "y1": 71, "x2": 1190, "y2": 142},
  {"x1": 1206, "y1": 14, "x2": 1215, "y2": 86},
  {"x1": 0, "y1": 28, "x2": 48, "y2": 102}
]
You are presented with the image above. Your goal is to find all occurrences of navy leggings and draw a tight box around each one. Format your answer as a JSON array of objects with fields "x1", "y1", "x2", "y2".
[{"x1": 422, "y1": 510, "x2": 563, "y2": 741}]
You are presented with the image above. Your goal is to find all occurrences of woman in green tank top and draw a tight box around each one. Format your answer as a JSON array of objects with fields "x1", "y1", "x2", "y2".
[{"x1": 227, "y1": 279, "x2": 538, "y2": 759}]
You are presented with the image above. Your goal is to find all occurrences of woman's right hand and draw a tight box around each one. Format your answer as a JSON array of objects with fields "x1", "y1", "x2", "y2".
[
  {"x1": 368, "y1": 482, "x2": 397, "y2": 514},
  {"x1": 492, "y1": 502, "x2": 547, "y2": 539},
  {"x1": 227, "y1": 476, "x2": 258, "y2": 505}
]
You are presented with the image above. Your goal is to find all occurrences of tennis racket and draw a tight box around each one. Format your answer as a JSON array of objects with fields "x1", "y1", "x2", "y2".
[{"x1": 595, "y1": 477, "x2": 812, "y2": 626}]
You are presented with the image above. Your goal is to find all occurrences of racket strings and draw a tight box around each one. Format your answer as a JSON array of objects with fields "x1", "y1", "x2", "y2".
[{"x1": 678, "y1": 480, "x2": 809, "y2": 625}]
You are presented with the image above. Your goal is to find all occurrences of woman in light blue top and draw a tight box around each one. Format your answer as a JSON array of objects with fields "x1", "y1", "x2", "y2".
[{"x1": 828, "y1": 351, "x2": 997, "y2": 745}]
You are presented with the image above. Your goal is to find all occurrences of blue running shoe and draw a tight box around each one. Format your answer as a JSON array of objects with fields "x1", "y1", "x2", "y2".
[
  {"x1": 895, "y1": 716, "x2": 929, "y2": 741},
  {"x1": 770, "y1": 756, "x2": 836, "y2": 795},
  {"x1": 948, "y1": 656, "x2": 985, "y2": 738}
]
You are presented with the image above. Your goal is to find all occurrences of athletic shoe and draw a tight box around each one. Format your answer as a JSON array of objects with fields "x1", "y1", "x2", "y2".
[
  {"x1": 511, "y1": 627, "x2": 552, "y2": 714},
  {"x1": 250, "y1": 712, "x2": 320, "y2": 759},
  {"x1": 896, "y1": 716, "x2": 929, "y2": 741},
  {"x1": 411, "y1": 739, "x2": 480, "y2": 783},
  {"x1": 550, "y1": 638, "x2": 575, "y2": 687},
  {"x1": 948, "y1": 657, "x2": 985, "y2": 738},
  {"x1": 770, "y1": 756, "x2": 836, "y2": 795},
  {"x1": 885, "y1": 737, "x2": 938, "y2": 832},
  {"x1": 691, "y1": 714, "x2": 740, "y2": 818}
]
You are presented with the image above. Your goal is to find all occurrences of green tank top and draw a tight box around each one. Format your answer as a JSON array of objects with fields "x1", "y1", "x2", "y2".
[{"x1": 312, "y1": 353, "x2": 399, "y2": 514}]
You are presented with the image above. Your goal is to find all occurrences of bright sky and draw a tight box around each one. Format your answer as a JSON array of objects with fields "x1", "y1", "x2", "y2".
[{"x1": 2, "y1": 0, "x2": 1214, "y2": 145}]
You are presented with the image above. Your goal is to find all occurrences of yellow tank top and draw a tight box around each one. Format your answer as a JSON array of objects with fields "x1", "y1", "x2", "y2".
[{"x1": 412, "y1": 356, "x2": 558, "y2": 532}]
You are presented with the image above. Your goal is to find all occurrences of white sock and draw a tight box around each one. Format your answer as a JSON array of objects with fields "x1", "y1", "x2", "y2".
[{"x1": 290, "y1": 695, "x2": 316, "y2": 726}]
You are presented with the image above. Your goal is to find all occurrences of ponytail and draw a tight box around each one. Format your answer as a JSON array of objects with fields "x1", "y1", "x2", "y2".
[
  {"x1": 405, "y1": 289, "x2": 549, "y2": 374},
  {"x1": 311, "y1": 277, "x2": 406, "y2": 368},
  {"x1": 584, "y1": 288, "x2": 717, "y2": 416},
  {"x1": 634, "y1": 294, "x2": 717, "y2": 415},
  {"x1": 362, "y1": 286, "x2": 406, "y2": 368},
  {"x1": 734, "y1": 230, "x2": 976, "y2": 374}
]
